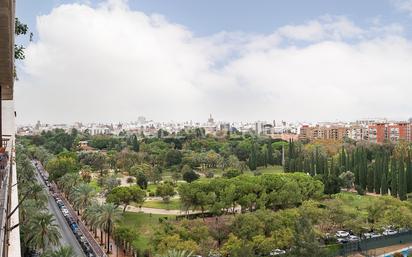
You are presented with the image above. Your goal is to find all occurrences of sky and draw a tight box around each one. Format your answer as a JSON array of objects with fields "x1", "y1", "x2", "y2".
[{"x1": 14, "y1": 0, "x2": 412, "y2": 124}]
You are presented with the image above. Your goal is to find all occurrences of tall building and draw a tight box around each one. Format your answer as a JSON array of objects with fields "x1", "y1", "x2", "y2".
[{"x1": 0, "y1": 0, "x2": 21, "y2": 255}]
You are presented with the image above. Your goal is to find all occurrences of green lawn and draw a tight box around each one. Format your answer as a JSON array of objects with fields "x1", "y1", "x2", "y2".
[
  {"x1": 118, "y1": 212, "x2": 175, "y2": 250},
  {"x1": 142, "y1": 199, "x2": 181, "y2": 210},
  {"x1": 245, "y1": 165, "x2": 284, "y2": 175}
]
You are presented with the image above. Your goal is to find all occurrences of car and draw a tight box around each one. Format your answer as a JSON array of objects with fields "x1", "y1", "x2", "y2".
[
  {"x1": 364, "y1": 232, "x2": 381, "y2": 238},
  {"x1": 348, "y1": 235, "x2": 360, "y2": 242},
  {"x1": 383, "y1": 229, "x2": 397, "y2": 236},
  {"x1": 337, "y1": 238, "x2": 349, "y2": 244},
  {"x1": 370, "y1": 232, "x2": 381, "y2": 238},
  {"x1": 270, "y1": 249, "x2": 286, "y2": 256},
  {"x1": 335, "y1": 230, "x2": 350, "y2": 238}
]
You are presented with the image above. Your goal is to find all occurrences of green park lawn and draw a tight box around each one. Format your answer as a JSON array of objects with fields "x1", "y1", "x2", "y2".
[
  {"x1": 119, "y1": 212, "x2": 175, "y2": 250},
  {"x1": 244, "y1": 165, "x2": 284, "y2": 175},
  {"x1": 142, "y1": 199, "x2": 181, "y2": 210}
]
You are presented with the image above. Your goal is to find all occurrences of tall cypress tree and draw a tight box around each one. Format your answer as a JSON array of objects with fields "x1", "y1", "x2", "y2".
[
  {"x1": 407, "y1": 151, "x2": 412, "y2": 193},
  {"x1": 367, "y1": 162, "x2": 374, "y2": 193},
  {"x1": 399, "y1": 158, "x2": 407, "y2": 200},
  {"x1": 248, "y1": 141, "x2": 258, "y2": 171},
  {"x1": 390, "y1": 158, "x2": 398, "y2": 197},
  {"x1": 381, "y1": 170, "x2": 388, "y2": 195},
  {"x1": 354, "y1": 148, "x2": 360, "y2": 186},
  {"x1": 374, "y1": 153, "x2": 381, "y2": 194},
  {"x1": 340, "y1": 146, "x2": 346, "y2": 172},
  {"x1": 309, "y1": 153, "x2": 315, "y2": 177},
  {"x1": 359, "y1": 148, "x2": 368, "y2": 190},
  {"x1": 267, "y1": 141, "x2": 274, "y2": 166}
]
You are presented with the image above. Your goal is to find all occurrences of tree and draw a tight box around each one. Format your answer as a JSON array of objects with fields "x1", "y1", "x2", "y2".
[
  {"x1": 248, "y1": 141, "x2": 258, "y2": 171},
  {"x1": 183, "y1": 170, "x2": 200, "y2": 183},
  {"x1": 231, "y1": 213, "x2": 264, "y2": 240},
  {"x1": 26, "y1": 213, "x2": 61, "y2": 252},
  {"x1": 381, "y1": 171, "x2": 388, "y2": 195},
  {"x1": 399, "y1": 159, "x2": 407, "y2": 201},
  {"x1": 407, "y1": 151, "x2": 412, "y2": 193},
  {"x1": 136, "y1": 171, "x2": 148, "y2": 189},
  {"x1": 107, "y1": 186, "x2": 146, "y2": 212},
  {"x1": 72, "y1": 183, "x2": 96, "y2": 214},
  {"x1": 46, "y1": 156, "x2": 78, "y2": 181},
  {"x1": 42, "y1": 246, "x2": 76, "y2": 257},
  {"x1": 221, "y1": 234, "x2": 254, "y2": 257},
  {"x1": 165, "y1": 149, "x2": 183, "y2": 166},
  {"x1": 58, "y1": 173, "x2": 82, "y2": 197},
  {"x1": 156, "y1": 183, "x2": 176, "y2": 202},
  {"x1": 339, "y1": 171, "x2": 354, "y2": 190},
  {"x1": 132, "y1": 135, "x2": 140, "y2": 152},
  {"x1": 96, "y1": 203, "x2": 122, "y2": 254},
  {"x1": 156, "y1": 249, "x2": 193, "y2": 257},
  {"x1": 289, "y1": 215, "x2": 327, "y2": 257},
  {"x1": 391, "y1": 158, "x2": 398, "y2": 197},
  {"x1": 267, "y1": 141, "x2": 275, "y2": 166},
  {"x1": 222, "y1": 168, "x2": 243, "y2": 178}
]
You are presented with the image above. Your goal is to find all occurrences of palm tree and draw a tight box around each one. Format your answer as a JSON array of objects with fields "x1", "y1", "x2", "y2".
[
  {"x1": 42, "y1": 246, "x2": 77, "y2": 257},
  {"x1": 58, "y1": 173, "x2": 81, "y2": 198},
  {"x1": 26, "y1": 212, "x2": 61, "y2": 252},
  {"x1": 157, "y1": 250, "x2": 193, "y2": 257},
  {"x1": 83, "y1": 201, "x2": 101, "y2": 238},
  {"x1": 71, "y1": 183, "x2": 96, "y2": 214},
  {"x1": 96, "y1": 203, "x2": 122, "y2": 253}
]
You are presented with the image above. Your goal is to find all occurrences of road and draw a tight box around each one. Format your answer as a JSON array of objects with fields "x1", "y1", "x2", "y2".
[{"x1": 34, "y1": 165, "x2": 85, "y2": 257}]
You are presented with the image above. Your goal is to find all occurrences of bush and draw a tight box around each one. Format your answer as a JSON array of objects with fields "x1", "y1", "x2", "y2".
[
  {"x1": 223, "y1": 169, "x2": 243, "y2": 178},
  {"x1": 126, "y1": 177, "x2": 134, "y2": 184},
  {"x1": 355, "y1": 185, "x2": 365, "y2": 195},
  {"x1": 148, "y1": 192, "x2": 155, "y2": 197},
  {"x1": 205, "y1": 171, "x2": 214, "y2": 178},
  {"x1": 183, "y1": 170, "x2": 200, "y2": 183}
]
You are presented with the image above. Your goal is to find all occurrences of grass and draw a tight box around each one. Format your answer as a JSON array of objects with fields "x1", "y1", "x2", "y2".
[
  {"x1": 118, "y1": 212, "x2": 175, "y2": 250},
  {"x1": 244, "y1": 165, "x2": 284, "y2": 175},
  {"x1": 332, "y1": 191, "x2": 375, "y2": 209},
  {"x1": 142, "y1": 199, "x2": 181, "y2": 210}
]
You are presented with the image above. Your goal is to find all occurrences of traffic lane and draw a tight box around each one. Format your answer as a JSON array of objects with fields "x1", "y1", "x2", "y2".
[{"x1": 34, "y1": 170, "x2": 85, "y2": 257}]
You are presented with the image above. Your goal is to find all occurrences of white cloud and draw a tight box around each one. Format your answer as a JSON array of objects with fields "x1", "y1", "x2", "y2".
[
  {"x1": 392, "y1": 0, "x2": 412, "y2": 14},
  {"x1": 15, "y1": 1, "x2": 412, "y2": 124},
  {"x1": 277, "y1": 16, "x2": 363, "y2": 42}
]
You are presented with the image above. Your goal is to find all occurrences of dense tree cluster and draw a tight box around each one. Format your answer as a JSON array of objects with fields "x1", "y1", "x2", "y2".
[
  {"x1": 178, "y1": 173, "x2": 323, "y2": 215},
  {"x1": 285, "y1": 140, "x2": 412, "y2": 200}
]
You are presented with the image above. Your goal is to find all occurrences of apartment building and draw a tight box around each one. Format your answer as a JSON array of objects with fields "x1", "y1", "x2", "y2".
[{"x1": 299, "y1": 121, "x2": 412, "y2": 143}]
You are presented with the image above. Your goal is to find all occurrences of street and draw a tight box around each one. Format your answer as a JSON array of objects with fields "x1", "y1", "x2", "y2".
[{"x1": 34, "y1": 165, "x2": 85, "y2": 257}]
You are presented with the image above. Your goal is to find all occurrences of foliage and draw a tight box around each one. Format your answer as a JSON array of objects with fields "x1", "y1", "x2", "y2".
[
  {"x1": 156, "y1": 183, "x2": 176, "y2": 202},
  {"x1": 46, "y1": 156, "x2": 78, "y2": 181},
  {"x1": 107, "y1": 186, "x2": 146, "y2": 212}
]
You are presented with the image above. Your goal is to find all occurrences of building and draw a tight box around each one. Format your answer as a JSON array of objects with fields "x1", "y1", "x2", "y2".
[
  {"x1": 299, "y1": 121, "x2": 412, "y2": 144},
  {"x1": 0, "y1": 0, "x2": 21, "y2": 255}
]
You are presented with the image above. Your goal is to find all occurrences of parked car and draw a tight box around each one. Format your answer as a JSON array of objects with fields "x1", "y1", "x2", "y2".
[
  {"x1": 270, "y1": 249, "x2": 286, "y2": 255},
  {"x1": 383, "y1": 229, "x2": 397, "y2": 236},
  {"x1": 348, "y1": 235, "x2": 360, "y2": 242},
  {"x1": 337, "y1": 238, "x2": 349, "y2": 244},
  {"x1": 363, "y1": 232, "x2": 381, "y2": 238},
  {"x1": 335, "y1": 230, "x2": 350, "y2": 238}
]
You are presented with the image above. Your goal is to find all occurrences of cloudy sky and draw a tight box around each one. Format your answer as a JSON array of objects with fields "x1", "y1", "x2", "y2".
[{"x1": 14, "y1": 0, "x2": 412, "y2": 124}]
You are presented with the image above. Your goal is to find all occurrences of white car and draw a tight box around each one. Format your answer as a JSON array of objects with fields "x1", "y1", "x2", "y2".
[
  {"x1": 335, "y1": 230, "x2": 350, "y2": 238},
  {"x1": 370, "y1": 232, "x2": 382, "y2": 238},
  {"x1": 270, "y1": 249, "x2": 286, "y2": 256},
  {"x1": 348, "y1": 235, "x2": 360, "y2": 242},
  {"x1": 383, "y1": 229, "x2": 397, "y2": 236},
  {"x1": 364, "y1": 232, "x2": 381, "y2": 238}
]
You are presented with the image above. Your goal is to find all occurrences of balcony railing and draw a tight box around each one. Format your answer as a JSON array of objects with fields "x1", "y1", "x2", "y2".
[{"x1": 0, "y1": 136, "x2": 12, "y2": 257}]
